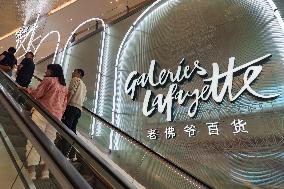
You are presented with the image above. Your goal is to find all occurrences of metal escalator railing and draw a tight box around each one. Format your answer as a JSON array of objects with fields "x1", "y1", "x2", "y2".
[
  {"x1": 32, "y1": 74, "x2": 214, "y2": 189},
  {"x1": 0, "y1": 72, "x2": 92, "y2": 189},
  {"x1": 0, "y1": 71, "x2": 131, "y2": 189}
]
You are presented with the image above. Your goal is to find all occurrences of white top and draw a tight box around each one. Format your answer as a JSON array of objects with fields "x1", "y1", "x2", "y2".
[{"x1": 68, "y1": 77, "x2": 87, "y2": 111}]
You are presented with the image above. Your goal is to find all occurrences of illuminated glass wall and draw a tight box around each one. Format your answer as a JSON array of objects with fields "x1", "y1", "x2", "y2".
[{"x1": 35, "y1": 0, "x2": 284, "y2": 188}]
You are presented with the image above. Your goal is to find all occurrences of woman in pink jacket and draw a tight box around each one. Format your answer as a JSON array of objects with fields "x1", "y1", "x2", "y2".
[{"x1": 26, "y1": 64, "x2": 68, "y2": 180}]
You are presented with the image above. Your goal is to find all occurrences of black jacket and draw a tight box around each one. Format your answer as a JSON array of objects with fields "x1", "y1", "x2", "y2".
[
  {"x1": 0, "y1": 51, "x2": 17, "y2": 68},
  {"x1": 16, "y1": 58, "x2": 35, "y2": 87}
]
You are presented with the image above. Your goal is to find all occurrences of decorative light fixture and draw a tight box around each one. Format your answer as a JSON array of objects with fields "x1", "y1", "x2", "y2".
[
  {"x1": 34, "y1": 31, "x2": 61, "y2": 64},
  {"x1": 0, "y1": 0, "x2": 78, "y2": 42},
  {"x1": 112, "y1": 0, "x2": 171, "y2": 124}
]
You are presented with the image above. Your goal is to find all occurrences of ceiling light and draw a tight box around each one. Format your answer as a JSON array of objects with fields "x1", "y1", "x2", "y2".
[
  {"x1": 0, "y1": 27, "x2": 21, "y2": 41},
  {"x1": 110, "y1": 1, "x2": 113, "y2": 3},
  {"x1": 48, "y1": 0, "x2": 78, "y2": 15},
  {"x1": 0, "y1": 0, "x2": 78, "y2": 41},
  {"x1": 70, "y1": 18, "x2": 73, "y2": 21}
]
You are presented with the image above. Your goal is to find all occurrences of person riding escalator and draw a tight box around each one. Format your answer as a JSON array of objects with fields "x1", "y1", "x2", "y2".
[{"x1": 23, "y1": 64, "x2": 68, "y2": 180}]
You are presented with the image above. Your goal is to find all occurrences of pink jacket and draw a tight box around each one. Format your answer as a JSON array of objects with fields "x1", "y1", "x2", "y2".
[{"x1": 28, "y1": 77, "x2": 68, "y2": 119}]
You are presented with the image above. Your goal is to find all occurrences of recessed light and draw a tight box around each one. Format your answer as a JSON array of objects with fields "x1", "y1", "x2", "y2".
[
  {"x1": 110, "y1": 1, "x2": 113, "y2": 3},
  {"x1": 70, "y1": 18, "x2": 73, "y2": 21}
]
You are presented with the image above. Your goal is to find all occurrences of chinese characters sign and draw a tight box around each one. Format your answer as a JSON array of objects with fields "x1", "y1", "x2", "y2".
[{"x1": 147, "y1": 119, "x2": 248, "y2": 140}]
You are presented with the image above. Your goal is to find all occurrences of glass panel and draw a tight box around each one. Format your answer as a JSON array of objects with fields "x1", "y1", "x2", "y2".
[
  {"x1": 0, "y1": 127, "x2": 26, "y2": 189},
  {"x1": 0, "y1": 95, "x2": 61, "y2": 188},
  {"x1": 77, "y1": 110, "x2": 206, "y2": 189}
]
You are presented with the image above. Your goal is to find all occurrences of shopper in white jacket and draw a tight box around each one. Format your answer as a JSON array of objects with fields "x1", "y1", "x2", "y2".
[{"x1": 61, "y1": 69, "x2": 87, "y2": 160}]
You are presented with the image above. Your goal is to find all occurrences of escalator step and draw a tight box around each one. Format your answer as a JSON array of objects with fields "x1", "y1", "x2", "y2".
[
  {"x1": 1, "y1": 125, "x2": 21, "y2": 135},
  {"x1": 33, "y1": 176, "x2": 61, "y2": 189},
  {"x1": 82, "y1": 174, "x2": 96, "y2": 187},
  {"x1": 7, "y1": 135, "x2": 27, "y2": 147},
  {"x1": 14, "y1": 146, "x2": 26, "y2": 162},
  {"x1": 71, "y1": 161, "x2": 82, "y2": 171},
  {"x1": 79, "y1": 162, "x2": 95, "y2": 176}
]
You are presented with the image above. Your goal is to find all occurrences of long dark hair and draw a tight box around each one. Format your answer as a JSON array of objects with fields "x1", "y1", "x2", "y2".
[{"x1": 46, "y1": 64, "x2": 66, "y2": 86}]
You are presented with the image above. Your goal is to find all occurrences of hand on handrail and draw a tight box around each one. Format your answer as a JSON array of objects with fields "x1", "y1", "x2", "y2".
[{"x1": 18, "y1": 86, "x2": 28, "y2": 92}]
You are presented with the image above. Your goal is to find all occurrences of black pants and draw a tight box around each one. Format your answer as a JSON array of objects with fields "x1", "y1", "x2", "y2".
[
  {"x1": 16, "y1": 77, "x2": 31, "y2": 88},
  {"x1": 62, "y1": 105, "x2": 81, "y2": 134},
  {"x1": 57, "y1": 105, "x2": 81, "y2": 159}
]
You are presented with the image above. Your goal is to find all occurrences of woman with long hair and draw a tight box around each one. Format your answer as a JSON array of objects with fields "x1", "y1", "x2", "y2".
[{"x1": 25, "y1": 64, "x2": 68, "y2": 180}]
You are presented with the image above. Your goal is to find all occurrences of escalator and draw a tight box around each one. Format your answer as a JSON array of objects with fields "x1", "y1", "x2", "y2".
[
  {"x1": 0, "y1": 70, "x2": 132, "y2": 189},
  {"x1": 0, "y1": 69, "x2": 213, "y2": 188},
  {"x1": 6, "y1": 0, "x2": 284, "y2": 188}
]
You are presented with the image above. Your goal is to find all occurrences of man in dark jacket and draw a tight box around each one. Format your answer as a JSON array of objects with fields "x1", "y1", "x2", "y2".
[
  {"x1": 16, "y1": 52, "x2": 35, "y2": 87},
  {"x1": 0, "y1": 47, "x2": 17, "y2": 76}
]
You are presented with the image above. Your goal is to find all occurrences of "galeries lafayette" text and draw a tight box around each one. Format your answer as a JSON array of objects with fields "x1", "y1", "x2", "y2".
[{"x1": 125, "y1": 54, "x2": 279, "y2": 121}]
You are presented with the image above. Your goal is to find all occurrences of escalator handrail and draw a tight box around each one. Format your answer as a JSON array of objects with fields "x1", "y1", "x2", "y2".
[
  {"x1": 0, "y1": 71, "x2": 92, "y2": 189},
  {"x1": 32, "y1": 75, "x2": 214, "y2": 189},
  {"x1": 3, "y1": 73, "x2": 130, "y2": 188}
]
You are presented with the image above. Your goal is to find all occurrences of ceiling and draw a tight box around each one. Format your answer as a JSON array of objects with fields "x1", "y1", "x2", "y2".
[
  {"x1": 0, "y1": 0, "x2": 144, "y2": 39},
  {"x1": 0, "y1": 0, "x2": 72, "y2": 36},
  {"x1": 0, "y1": 0, "x2": 145, "y2": 38},
  {"x1": 0, "y1": 0, "x2": 144, "y2": 61}
]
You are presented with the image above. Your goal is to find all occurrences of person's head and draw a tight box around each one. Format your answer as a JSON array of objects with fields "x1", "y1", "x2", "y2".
[
  {"x1": 46, "y1": 64, "x2": 66, "y2": 86},
  {"x1": 72, "y1": 69, "x2": 85, "y2": 79},
  {"x1": 25, "y1": 52, "x2": 34, "y2": 59},
  {"x1": 8, "y1": 47, "x2": 16, "y2": 54}
]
